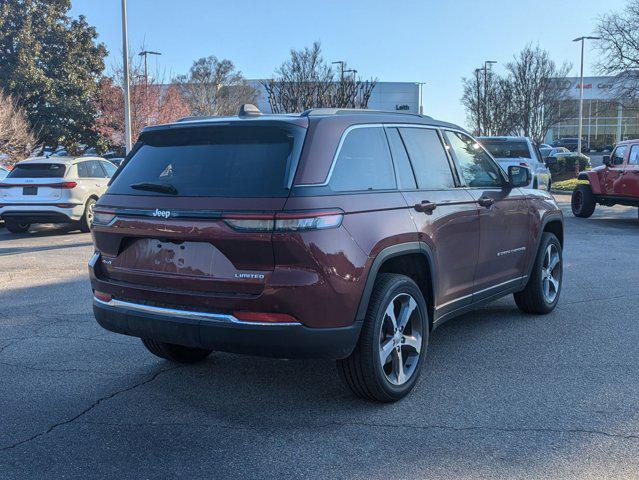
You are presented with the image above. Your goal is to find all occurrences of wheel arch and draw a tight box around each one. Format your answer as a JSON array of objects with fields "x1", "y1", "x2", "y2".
[
  {"x1": 577, "y1": 170, "x2": 602, "y2": 194},
  {"x1": 356, "y1": 242, "x2": 436, "y2": 330}
]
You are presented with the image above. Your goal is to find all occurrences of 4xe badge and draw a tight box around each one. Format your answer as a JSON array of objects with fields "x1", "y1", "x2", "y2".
[{"x1": 152, "y1": 209, "x2": 171, "y2": 219}]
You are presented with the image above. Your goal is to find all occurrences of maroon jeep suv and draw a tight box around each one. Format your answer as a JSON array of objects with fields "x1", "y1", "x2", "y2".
[{"x1": 89, "y1": 106, "x2": 564, "y2": 402}]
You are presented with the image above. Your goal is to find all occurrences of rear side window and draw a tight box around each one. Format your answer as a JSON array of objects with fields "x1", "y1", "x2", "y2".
[
  {"x1": 8, "y1": 163, "x2": 66, "y2": 178},
  {"x1": 329, "y1": 127, "x2": 396, "y2": 192},
  {"x1": 398, "y1": 128, "x2": 454, "y2": 189},
  {"x1": 386, "y1": 128, "x2": 417, "y2": 189},
  {"x1": 481, "y1": 140, "x2": 531, "y2": 159},
  {"x1": 108, "y1": 125, "x2": 305, "y2": 197},
  {"x1": 77, "y1": 161, "x2": 106, "y2": 178},
  {"x1": 629, "y1": 145, "x2": 639, "y2": 165}
]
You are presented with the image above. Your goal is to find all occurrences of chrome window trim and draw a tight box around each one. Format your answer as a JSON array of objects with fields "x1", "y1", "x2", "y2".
[
  {"x1": 94, "y1": 297, "x2": 302, "y2": 327},
  {"x1": 296, "y1": 123, "x2": 442, "y2": 188}
]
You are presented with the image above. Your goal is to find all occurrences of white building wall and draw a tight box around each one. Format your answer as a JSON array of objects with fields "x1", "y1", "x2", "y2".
[{"x1": 247, "y1": 80, "x2": 420, "y2": 114}]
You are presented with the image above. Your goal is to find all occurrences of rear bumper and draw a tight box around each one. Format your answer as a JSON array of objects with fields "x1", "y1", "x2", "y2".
[
  {"x1": 93, "y1": 297, "x2": 362, "y2": 360},
  {"x1": 0, "y1": 204, "x2": 83, "y2": 223}
]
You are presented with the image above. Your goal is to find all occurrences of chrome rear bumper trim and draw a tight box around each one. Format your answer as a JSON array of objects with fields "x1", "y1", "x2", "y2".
[{"x1": 93, "y1": 296, "x2": 301, "y2": 327}]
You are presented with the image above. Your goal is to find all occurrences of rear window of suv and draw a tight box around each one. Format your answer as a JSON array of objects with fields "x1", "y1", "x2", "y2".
[
  {"x1": 481, "y1": 140, "x2": 531, "y2": 159},
  {"x1": 8, "y1": 163, "x2": 66, "y2": 178},
  {"x1": 108, "y1": 124, "x2": 305, "y2": 197}
]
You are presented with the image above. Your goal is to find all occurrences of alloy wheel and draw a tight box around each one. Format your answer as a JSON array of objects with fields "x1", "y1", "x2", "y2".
[
  {"x1": 378, "y1": 293, "x2": 423, "y2": 386},
  {"x1": 542, "y1": 244, "x2": 561, "y2": 303}
]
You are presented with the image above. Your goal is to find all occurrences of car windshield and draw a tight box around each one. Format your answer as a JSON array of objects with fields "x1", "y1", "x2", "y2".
[
  {"x1": 7, "y1": 163, "x2": 66, "y2": 178},
  {"x1": 481, "y1": 140, "x2": 531, "y2": 159},
  {"x1": 108, "y1": 124, "x2": 306, "y2": 197}
]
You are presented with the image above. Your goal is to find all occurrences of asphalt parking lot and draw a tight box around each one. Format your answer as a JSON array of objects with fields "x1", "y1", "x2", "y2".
[{"x1": 1, "y1": 194, "x2": 638, "y2": 480}]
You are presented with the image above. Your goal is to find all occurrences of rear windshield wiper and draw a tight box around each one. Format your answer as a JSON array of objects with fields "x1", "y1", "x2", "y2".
[{"x1": 130, "y1": 182, "x2": 178, "y2": 195}]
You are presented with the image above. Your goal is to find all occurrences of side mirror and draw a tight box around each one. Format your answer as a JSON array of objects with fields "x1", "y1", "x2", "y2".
[
  {"x1": 545, "y1": 156, "x2": 558, "y2": 166},
  {"x1": 603, "y1": 155, "x2": 611, "y2": 166},
  {"x1": 508, "y1": 165, "x2": 531, "y2": 188}
]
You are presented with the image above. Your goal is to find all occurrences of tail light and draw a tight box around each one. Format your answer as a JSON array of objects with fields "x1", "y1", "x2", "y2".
[
  {"x1": 92, "y1": 209, "x2": 116, "y2": 226},
  {"x1": 223, "y1": 210, "x2": 343, "y2": 232},
  {"x1": 94, "y1": 291, "x2": 112, "y2": 302}
]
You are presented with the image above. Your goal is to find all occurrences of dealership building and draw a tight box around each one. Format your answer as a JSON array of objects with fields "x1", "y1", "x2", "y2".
[
  {"x1": 545, "y1": 75, "x2": 639, "y2": 149},
  {"x1": 248, "y1": 80, "x2": 422, "y2": 114}
]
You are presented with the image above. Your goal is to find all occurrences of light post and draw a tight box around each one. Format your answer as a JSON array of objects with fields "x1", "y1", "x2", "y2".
[
  {"x1": 483, "y1": 60, "x2": 497, "y2": 136},
  {"x1": 332, "y1": 61, "x2": 357, "y2": 106},
  {"x1": 139, "y1": 50, "x2": 162, "y2": 86},
  {"x1": 415, "y1": 82, "x2": 426, "y2": 115},
  {"x1": 474, "y1": 68, "x2": 483, "y2": 135},
  {"x1": 121, "y1": 0, "x2": 132, "y2": 153},
  {"x1": 573, "y1": 36, "x2": 600, "y2": 155}
]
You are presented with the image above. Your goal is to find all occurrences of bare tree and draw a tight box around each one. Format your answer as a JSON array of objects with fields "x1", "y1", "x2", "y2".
[
  {"x1": 595, "y1": 0, "x2": 639, "y2": 108},
  {"x1": 263, "y1": 42, "x2": 376, "y2": 113},
  {"x1": 0, "y1": 89, "x2": 36, "y2": 165},
  {"x1": 95, "y1": 49, "x2": 190, "y2": 147},
  {"x1": 174, "y1": 56, "x2": 258, "y2": 116},
  {"x1": 462, "y1": 70, "x2": 517, "y2": 136},
  {"x1": 506, "y1": 45, "x2": 573, "y2": 143}
]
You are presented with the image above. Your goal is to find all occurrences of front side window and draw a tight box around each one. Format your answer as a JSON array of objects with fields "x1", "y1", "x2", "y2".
[
  {"x1": 629, "y1": 145, "x2": 639, "y2": 165},
  {"x1": 329, "y1": 127, "x2": 396, "y2": 192},
  {"x1": 445, "y1": 131, "x2": 503, "y2": 188},
  {"x1": 612, "y1": 146, "x2": 627, "y2": 165},
  {"x1": 101, "y1": 161, "x2": 117, "y2": 177},
  {"x1": 398, "y1": 127, "x2": 454, "y2": 189}
]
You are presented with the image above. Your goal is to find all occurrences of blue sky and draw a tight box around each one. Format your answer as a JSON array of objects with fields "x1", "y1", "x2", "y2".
[{"x1": 71, "y1": 0, "x2": 625, "y2": 127}]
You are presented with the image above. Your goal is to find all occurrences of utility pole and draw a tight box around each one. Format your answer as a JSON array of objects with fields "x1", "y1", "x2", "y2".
[
  {"x1": 121, "y1": 0, "x2": 132, "y2": 153},
  {"x1": 573, "y1": 36, "x2": 600, "y2": 155},
  {"x1": 483, "y1": 60, "x2": 497, "y2": 136},
  {"x1": 139, "y1": 50, "x2": 162, "y2": 86}
]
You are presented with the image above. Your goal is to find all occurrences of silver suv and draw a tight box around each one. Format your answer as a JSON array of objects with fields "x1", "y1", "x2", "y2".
[{"x1": 0, "y1": 156, "x2": 116, "y2": 233}]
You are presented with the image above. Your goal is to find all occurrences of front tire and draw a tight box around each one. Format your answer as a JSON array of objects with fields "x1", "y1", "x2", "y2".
[
  {"x1": 4, "y1": 221, "x2": 30, "y2": 233},
  {"x1": 514, "y1": 233, "x2": 562, "y2": 314},
  {"x1": 141, "y1": 338, "x2": 212, "y2": 363},
  {"x1": 337, "y1": 273, "x2": 429, "y2": 403},
  {"x1": 79, "y1": 198, "x2": 96, "y2": 233},
  {"x1": 571, "y1": 184, "x2": 596, "y2": 218}
]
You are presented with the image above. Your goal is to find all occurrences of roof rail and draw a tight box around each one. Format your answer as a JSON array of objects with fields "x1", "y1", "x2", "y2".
[
  {"x1": 176, "y1": 115, "x2": 217, "y2": 122},
  {"x1": 300, "y1": 108, "x2": 428, "y2": 118}
]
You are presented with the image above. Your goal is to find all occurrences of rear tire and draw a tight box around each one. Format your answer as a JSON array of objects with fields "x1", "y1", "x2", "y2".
[
  {"x1": 571, "y1": 184, "x2": 596, "y2": 218},
  {"x1": 514, "y1": 233, "x2": 562, "y2": 314},
  {"x1": 79, "y1": 198, "x2": 96, "y2": 233},
  {"x1": 4, "y1": 221, "x2": 30, "y2": 233},
  {"x1": 141, "y1": 338, "x2": 212, "y2": 364},
  {"x1": 337, "y1": 273, "x2": 429, "y2": 403}
]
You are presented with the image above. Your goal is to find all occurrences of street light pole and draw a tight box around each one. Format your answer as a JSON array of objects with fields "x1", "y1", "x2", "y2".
[
  {"x1": 139, "y1": 50, "x2": 162, "y2": 86},
  {"x1": 483, "y1": 60, "x2": 497, "y2": 136},
  {"x1": 121, "y1": 0, "x2": 132, "y2": 153},
  {"x1": 474, "y1": 68, "x2": 483, "y2": 135},
  {"x1": 416, "y1": 82, "x2": 426, "y2": 115},
  {"x1": 573, "y1": 36, "x2": 600, "y2": 155}
]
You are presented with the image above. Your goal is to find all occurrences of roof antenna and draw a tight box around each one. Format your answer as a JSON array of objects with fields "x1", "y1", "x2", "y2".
[{"x1": 238, "y1": 104, "x2": 261, "y2": 117}]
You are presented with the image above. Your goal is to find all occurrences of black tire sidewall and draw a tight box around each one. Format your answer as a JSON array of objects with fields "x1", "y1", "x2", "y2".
[
  {"x1": 80, "y1": 198, "x2": 97, "y2": 232},
  {"x1": 367, "y1": 275, "x2": 429, "y2": 400}
]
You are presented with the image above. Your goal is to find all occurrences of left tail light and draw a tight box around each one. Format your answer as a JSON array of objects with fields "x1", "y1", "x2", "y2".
[{"x1": 223, "y1": 210, "x2": 343, "y2": 232}]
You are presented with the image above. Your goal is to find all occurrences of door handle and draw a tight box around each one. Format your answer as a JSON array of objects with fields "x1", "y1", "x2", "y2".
[
  {"x1": 413, "y1": 200, "x2": 437, "y2": 213},
  {"x1": 478, "y1": 196, "x2": 495, "y2": 208}
]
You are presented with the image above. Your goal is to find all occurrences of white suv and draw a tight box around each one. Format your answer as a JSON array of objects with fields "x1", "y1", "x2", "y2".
[{"x1": 0, "y1": 156, "x2": 116, "y2": 233}]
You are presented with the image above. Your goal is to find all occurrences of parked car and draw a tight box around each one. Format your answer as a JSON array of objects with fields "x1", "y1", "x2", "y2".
[
  {"x1": 572, "y1": 139, "x2": 639, "y2": 220},
  {"x1": 551, "y1": 137, "x2": 589, "y2": 153},
  {"x1": 0, "y1": 156, "x2": 117, "y2": 233},
  {"x1": 89, "y1": 106, "x2": 564, "y2": 402},
  {"x1": 479, "y1": 136, "x2": 553, "y2": 190},
  {"x1": 540, "y1": 146, "x2": 569, "y2": 159}
]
